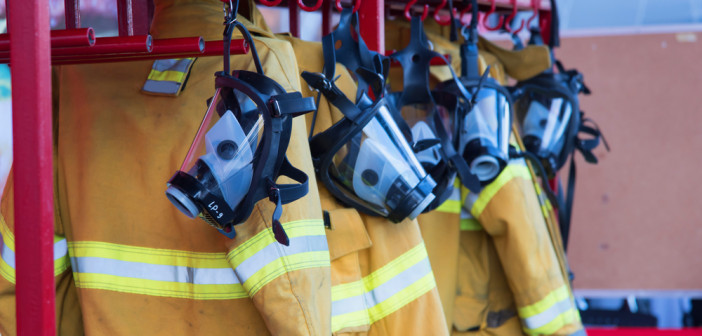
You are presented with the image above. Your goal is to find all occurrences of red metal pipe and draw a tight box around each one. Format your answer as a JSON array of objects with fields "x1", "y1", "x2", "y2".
[
  {"x1": 359, "y1": 0, "x2": 384, "y2": 53},
  {"x1": 131, "y1": 0, "x2": 151, "y2": 36},
  {"x1": 117, "y1": 0, "x2": 134, "y2": 36},
  {"x1": 51, "y1": 35, "x2": 153, "y2": 57},
  {"x1": 322, "y1": 0, "x2": 332, "y2": 37},
  {"x1": 9, "y1": 0, "x2": 56, "y2": 334},
  {"x1": 151, "y1": 37, "x2": 205, "y2": 55},
  {"x1": 0, "y1": 39, "x2": 249, "y2": 65},
  {"x1": 539, "y1": 9, "x2": 552, "y2": 47},
  {"x1": 64, "y1": 0, "x2": 80, "y2": 29},
  {"x1": 0, "y1": 28, "x2": 96, "y2": 51},
  {"x1": 289, "y1": 0, "x2": 300, "y2": 38}
]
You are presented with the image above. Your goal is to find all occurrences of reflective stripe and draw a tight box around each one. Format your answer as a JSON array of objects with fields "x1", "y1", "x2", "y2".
[
  {"x1": 69, "y1": 240, "x2": 246, "y2": 300},
  {"x1": 435, "y1": 181, "x2": 461, "y2": 214},
  {"x1": 459, "y1": 208, "x2": 482, "y2": 231},
  {"x1": 519, "y1": 285, "x2": 578, "y2": 335},
  {"x1": 0, "y1": 215, "x2": 70, "y2": 283},
  {"x1": 142, "y1": 58, "x2": 195, "y2": 96},
  {"x1": 469, "y1": 161, "x2": 532, "y2": 219},
  {"x1": 331, "y1": 242, "x2": 436, "y2": 332},
  {"x1": 227, "y1": 219, "x2": 329, "y2": 296}
]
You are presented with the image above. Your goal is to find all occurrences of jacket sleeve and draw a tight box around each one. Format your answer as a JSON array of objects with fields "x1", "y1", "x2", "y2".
[
  {"x1": 0, "y1": 167, "x2": 84, "y2": 336},
  {"x1": 220, "y1": 35, "x2": 331, "y2": 336},
  {"x1": 464, "y1": 159, "x2": 584, "y2": 336}
]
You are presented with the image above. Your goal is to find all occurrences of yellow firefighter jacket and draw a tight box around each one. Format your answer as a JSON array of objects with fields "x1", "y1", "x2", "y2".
[
  {"x1": 385, "y1": 20, "x2": 585, "y2": 336},
  {"x1": 279, "y1": 35, "x2": 450, "y2": 336},
  {"x1": 0, "y1": 1, "x2": 331, "y2": 335}
]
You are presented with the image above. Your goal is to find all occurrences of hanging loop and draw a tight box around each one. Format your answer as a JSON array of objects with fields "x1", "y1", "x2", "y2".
[
  {"x1": 404, "y1": 0, "x2": 429, "y2": 21},
  {"x1": 298, "y1": 0, "x2": 324, "y2": 12},
  {"x1": 258, "y1": 0, "x2": 282, "y2": 6},
  {"x1": 335, "y1": 0, "x2": 362, "y2": 13},
  {"x1": 482, "y1": 0, "x2": 504, "y2": 31},
  {"x1": 526, "y1": 0, "x2": 540, "y2": 29},
  {"x1": 504, "y1": 0, "x2": 526, "y2": 33}
]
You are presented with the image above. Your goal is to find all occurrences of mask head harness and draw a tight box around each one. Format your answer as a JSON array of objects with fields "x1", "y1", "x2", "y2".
[
  {"x1": 436, "y1": 3, "x2": 512, "y2": 187},
  {"x1": 301, "y1": 29, "x2": 437, "y2": 222},
  {"x1": 389, "y1": 16, "x2": 482, "y2": 211},
  {"x1": 166, "y1": 1, "x2": 316, "y2": 244}
]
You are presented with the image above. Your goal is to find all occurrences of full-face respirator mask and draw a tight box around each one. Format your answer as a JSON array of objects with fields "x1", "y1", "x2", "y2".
[
  {"x1": 166, "y1": 11, "x2": 316, "y2": 244},
  {"x1": 388, "y1": 16, "x2": 483, "y2": 210},
  {"x1": 301, "y1": 33, "x2": 436, "y2": 222}
]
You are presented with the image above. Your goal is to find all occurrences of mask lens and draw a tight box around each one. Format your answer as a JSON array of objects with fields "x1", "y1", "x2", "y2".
[
  {"x1": 328, "y1": 103, "x2": 436, "y2": 219},
  {"x1": 167, "y1": 87, "x2": 263, "y2": 225},
  {"x1": 461, "y1": 87, "x2": 511, "y2": 182},
  {"x1": 516, "y1": 91, "x2": 573, "y2": 158}
]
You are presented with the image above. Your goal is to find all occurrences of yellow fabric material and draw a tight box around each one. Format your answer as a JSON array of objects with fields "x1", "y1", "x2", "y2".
[
  {"x1": 280, "y1": 35, "x2": 448, "y2": 336},
  {"x1": 384, "y1": 20, "x2": 551, "y2": 83},
  {"x1": 385, "y1": 22, "x2": 582, "y2": 336},
  {"x1": 0, "y1": 1, "x2": 331, "y2": 335}
]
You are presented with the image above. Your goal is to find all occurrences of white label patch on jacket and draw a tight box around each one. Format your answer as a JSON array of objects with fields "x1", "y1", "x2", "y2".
[{"x1": 142, "y1": 58, "x2": 196, "y2": 96}]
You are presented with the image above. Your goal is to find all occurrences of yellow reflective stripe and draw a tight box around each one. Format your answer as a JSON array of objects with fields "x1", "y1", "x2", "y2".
[
  {"x1": 332, "y1": 243, "x2": 427, "y2": 301},
  {"x1": 330, "y1": 243, "x2": 436, "y2": 332},
  {"x1": 69, "y1": 240, "x2": 244, "y2": 300},
  {"x1": 243, "y1": 251, "x2": 330, "y2": 296},
  {"x1": 227, "y1": 219, "x2": 324, "y2": 264},
  {"x1": 460, "y1": 218, "x2": 482, "y2": 231},
  {"x1": 147, "y1": 69, "x2": 187, "y2": 83},
  {"x1": 523, "y1": 307, "x2": 577, "y2": 335},
  {"x1": 435, "y1": 199, "x2": 460, "y2": 214},
  {"x1": 518, "y1": 285, "x2": 570, "y2": 318},
  {"x1": 227, "y1": 219, "x2": 329, "y2": 296},
  {"x1": 0, "y1": 215, "x2": 70, "y2": 284},
  {"x1": 73, "y1": 272, "x2": 247, "y2": 300},
  {"x1": 331, "y1": 273, "x2": 435, "y2": 332},
  {"x1": 69, "y1": 241, "x2": 230, "y2": 268},
  {"x1": 471, "y1": 164, "x2": 532, "y2": 218}
]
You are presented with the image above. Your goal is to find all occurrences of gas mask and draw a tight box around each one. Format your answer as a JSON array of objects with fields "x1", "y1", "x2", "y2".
[
  {"x1": 389, "y1": 16, "x2": 482, "y2": 210},
  {"x1": 301, "y1": 35, "x2": 436, "y2": 222},
  {"x1": 166, "y1": 17, "x2": 316, "y2": 243},
  {"x1": 513, "y1": 65, "x2": 586, "y2": 177}
]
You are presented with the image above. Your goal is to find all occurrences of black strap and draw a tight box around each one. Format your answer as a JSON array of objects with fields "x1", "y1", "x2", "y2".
[
  {"x1": 432, "y1": 112, "x2": 481, "y2": 192},
  {"x1": 270, "y1": 92, "x2": 316, "y2": 117},
  {"x1": 549, "y1": 0, "x2": 560, "y2": 49},
  {"x1": 560, "y1": 114, "x2": 609, "y2": 252},
  {"x1": 275, "y1": 157, "x2": 310, "y2": 204}
]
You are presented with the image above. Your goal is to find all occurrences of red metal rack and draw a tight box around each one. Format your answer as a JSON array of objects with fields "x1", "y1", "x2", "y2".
[{"x1": 7, "y1": 0, "x2": 551, "y2": 334}]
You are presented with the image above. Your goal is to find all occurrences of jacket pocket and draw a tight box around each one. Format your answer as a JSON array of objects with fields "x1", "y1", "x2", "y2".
[{"x1": 324, "y1": 208, "x2": 373, "y2": 335}]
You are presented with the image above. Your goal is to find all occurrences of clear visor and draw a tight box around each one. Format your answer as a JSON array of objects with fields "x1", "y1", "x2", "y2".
[
  {"x1": 401, "y1": 103, "x2": 451, "y2": 169},
  {"x1": 169, "y1": 87, "x2": 263, "y2": 217},
  {"x1": 329, "y1": 103, "x2": 436, "y2": 219},
  {"x1": 516, "y1": 91, "x2": 573, "y2": 158},
  {"x1": 460, "y1": 87, "x2": 511, "y2": 181}
]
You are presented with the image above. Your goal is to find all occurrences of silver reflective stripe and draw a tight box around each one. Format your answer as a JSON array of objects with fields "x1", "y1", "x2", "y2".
[
  {"x1": 448, "y1": 187, "x2": 460, "y2": 201},
  {"x1": 0, "y1": 235, "x2": 14, "y2": 269},
  {"x1": 460, "y1": 207, "x2": 473, "y2": 220},
  {"x1": 142, "y1": 80, "x2": 182, "y2": 95},
  {"x1": 54, "y1": 238, "x2": 68, "y2": 261},
  {"x1": 71, "y1": 256, "x2": 239, "y2": 285},
  {"x1": 152, "y1": 58, "x2": 193, "y2": 73},
  {"x1": 331, "y1": 257, "x2": 432, "y2": 316},
  {"x1": 234, "y1": 235, "x2": 329, "y2": 283},
  {"x1": 522, "y1": 296, "x2": 574, "y2": 330}
]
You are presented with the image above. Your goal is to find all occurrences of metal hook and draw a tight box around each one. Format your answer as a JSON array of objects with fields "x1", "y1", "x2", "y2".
[
  {"x1": 482, "y1": 0, "x2": 504, "y2": 31},
  {"x1": 404, "y1": 0, "x2": 429, "y2": 21},
  {"x1": 504, "y1": 0, "x2": 526, "y2": 34},
  {"x1": 298, "y1": 0, "x2": 324, "y2": 12},
  {"x1": 335, "y1": 0, "x2": 362, "y2": 13},
  {"x1": 258, "y1": 0, "x2": 282, "y2": 6},
  {"x1": 526, "y1": 0, "x2": 540, "y2": 29}
]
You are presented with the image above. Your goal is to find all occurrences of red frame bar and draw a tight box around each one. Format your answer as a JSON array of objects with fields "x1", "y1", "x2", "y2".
[
  {"x1": 0, "y1": 28, "x2": 95, "y2": 51},
  {"x1": 64, "y1": 0, "x2": 80, "y2": 29},
  {"x1": 6, "y1": 39, "x2": 249, "y2": 66},
  {"x1": 289, "y1": 0, "x2": 300, "y2": 38},
  {"x1": 117, "y1": 0, "x2": 134, "y2": 36},
  {"x1": 359, "y1": 0, "x2": 384, "y2": 53},
  {"x1": 50, "y1": 35, "x2": 153, "y2": 56},
  {"x1": 9, "y1": 0, "x2": 56, "y2": 335}
]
